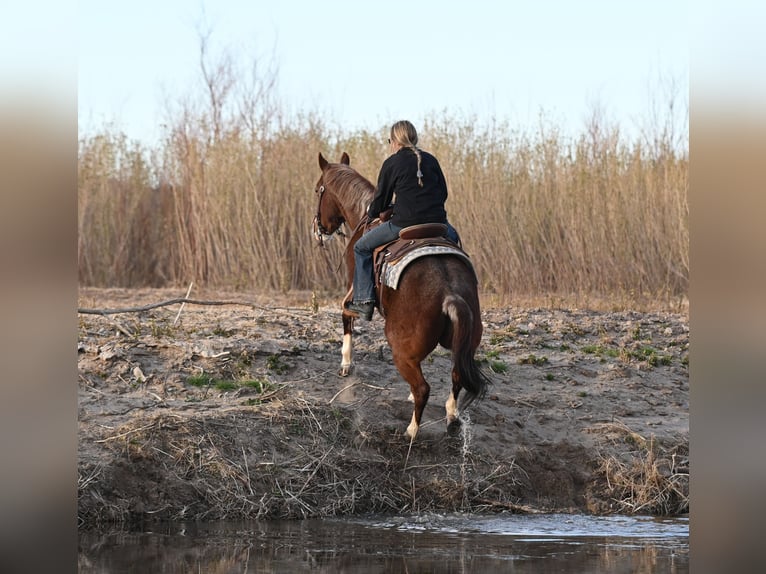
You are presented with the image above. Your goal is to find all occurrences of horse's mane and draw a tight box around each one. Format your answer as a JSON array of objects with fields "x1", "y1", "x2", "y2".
[{"x1": 324, "y1": 164, "x2": 375, "y2": 217}]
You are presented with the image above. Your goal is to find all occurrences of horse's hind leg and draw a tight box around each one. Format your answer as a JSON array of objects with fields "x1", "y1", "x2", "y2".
[
  {"x1": 393, "y1": 355, "x2": 430, "y2": 439},
  {"x1": 446, "y1": 372, "x2": 461, "y2": 433}
]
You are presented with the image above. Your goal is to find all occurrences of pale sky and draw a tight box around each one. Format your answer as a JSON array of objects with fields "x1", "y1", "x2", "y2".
[{"x1": 76, "y1": 1, "x2": 691, "y2": 146}]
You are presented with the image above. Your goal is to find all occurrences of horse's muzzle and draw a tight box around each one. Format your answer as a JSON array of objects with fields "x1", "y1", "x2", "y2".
[{"x1": 312, "y1": 217, "x2": 333, "y2": 247}]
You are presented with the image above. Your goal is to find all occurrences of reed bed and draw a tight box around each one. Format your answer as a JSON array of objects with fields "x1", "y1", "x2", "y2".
[{"x1": 78, "y1": 74, "x2": 687, "y2": 304}]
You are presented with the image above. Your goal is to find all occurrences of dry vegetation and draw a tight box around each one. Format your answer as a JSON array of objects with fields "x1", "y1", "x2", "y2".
[
  {"x1": 590, "y1": 421, "x2": 689, "y2": 515},
  {"x1": 78, "y1": 43, "x2": 687, "y2": 305}
]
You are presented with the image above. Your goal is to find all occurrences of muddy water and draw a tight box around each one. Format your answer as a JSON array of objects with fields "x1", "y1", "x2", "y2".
[{"x1": 78, "y1": 513, "x2": 688, "y2": 573}]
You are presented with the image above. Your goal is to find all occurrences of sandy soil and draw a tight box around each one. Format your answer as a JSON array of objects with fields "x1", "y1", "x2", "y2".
[{"x1": 77, "y1": 288, "x2": 688, "y2": 528}]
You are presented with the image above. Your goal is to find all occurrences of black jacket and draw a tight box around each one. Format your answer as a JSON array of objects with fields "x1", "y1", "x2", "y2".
[{"x1": 367, "y1": 147, "x2": 448, "y2": 228}]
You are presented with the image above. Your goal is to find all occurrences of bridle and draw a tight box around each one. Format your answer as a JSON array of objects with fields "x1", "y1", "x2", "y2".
[
  {"x1": 313, "y1": 177, "x2": 374, "y2": 277},
  {"x1": 313, "y1": 184, "x2": 346, "y2": 247}
]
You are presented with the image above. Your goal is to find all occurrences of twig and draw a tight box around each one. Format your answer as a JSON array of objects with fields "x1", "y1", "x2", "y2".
[
  {"x1": 242, "y1": 446, "x2": 254, "y2": 495},
  {"x1": 513, "y1": 398, "x2": 537, "y2": 409},
  {"x1": 329, "y1": 382, "x2": 358, "y2": 404},
  {"x1": 298, "y1": 399, "x2": 322, "y2": 433},
  {"x1": 419, "y1": 416, "x2": 446, "y2": 429},
  {"x1": 329, "y1": 381, "x2": 388, "y2": 404},
  {"x1": 103, "y1": 313, "x2": 133, "y2": 337},
  {"x1": 96, "y1": 421, "x2": 156, "y2": 443},
  {"x1": 173, "y1": 282, "x2": 194, "y2": 326},
  {"x1": 403, "y1": 435, "x2": 415, "y2": 472},
  {"x1": 78, "y1": 464, "x2": 103, "y2": 490},
  {"x1": 296, "y1": 448, "x2": 334, "y2": 497}
]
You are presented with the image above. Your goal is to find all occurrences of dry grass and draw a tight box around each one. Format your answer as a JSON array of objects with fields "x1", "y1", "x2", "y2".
[
  {"x1": 589, "y1": 421, "x2": 689, "y2": 515},
  {"x1": 78, "y1": 48, "x2": 688, "y2": 306},
  {"x1": 78, "y1": 399, "x2": 532, "y2": 528}
]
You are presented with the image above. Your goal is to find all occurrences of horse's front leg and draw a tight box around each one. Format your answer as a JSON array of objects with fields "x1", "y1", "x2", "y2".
[
  {"x1": 339, "y1": 289, "x2": 356, "y2": 376},
  {"x1": 339, "y1": 311, "x2": 355, "y2": 376}
]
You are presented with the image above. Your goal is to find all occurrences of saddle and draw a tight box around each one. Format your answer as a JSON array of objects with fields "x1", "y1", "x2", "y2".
[{"x1": 372, "y1": 223, "x2": 472, "y2": 292}]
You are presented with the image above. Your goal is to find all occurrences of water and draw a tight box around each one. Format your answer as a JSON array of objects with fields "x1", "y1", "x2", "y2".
[{"x1": 78, "y1": 513, "x2": 688, "y2": 573}]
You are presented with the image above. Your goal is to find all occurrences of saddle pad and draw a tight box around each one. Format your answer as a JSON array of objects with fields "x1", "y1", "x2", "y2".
[{"x1": 380, "y1": 245, "x2": 474, "y2": 289}]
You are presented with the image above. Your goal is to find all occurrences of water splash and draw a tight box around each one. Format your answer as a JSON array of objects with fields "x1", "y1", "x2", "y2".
[{"x1": 458, "y1": 410, "x2": 473, "y2": 508}]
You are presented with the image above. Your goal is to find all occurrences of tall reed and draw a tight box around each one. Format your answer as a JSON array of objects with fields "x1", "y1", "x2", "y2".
[
  {"x1": 423, "y1": 114, "x2": 688, "y2": 300},
  {"x1": 78, "y1": 61, "x2": 687, "y2": 305}
]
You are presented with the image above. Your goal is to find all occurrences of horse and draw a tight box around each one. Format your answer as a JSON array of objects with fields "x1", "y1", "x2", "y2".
[{"x1": 312, "y1": 152, "x2": 491, "y2": 440}]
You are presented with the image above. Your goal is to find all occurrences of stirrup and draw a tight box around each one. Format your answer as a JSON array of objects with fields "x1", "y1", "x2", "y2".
[{"x1": 345, "y1": 300, "x2": 374, "y2": 320}]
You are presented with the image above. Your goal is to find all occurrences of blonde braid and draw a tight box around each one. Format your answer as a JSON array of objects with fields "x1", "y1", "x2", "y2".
[
  {"x1": 411, "y1": 146, "x2": 424, "y2": 187},
  {"x1": 391, "y1": 120, "x2": 424, "y2": 187}
]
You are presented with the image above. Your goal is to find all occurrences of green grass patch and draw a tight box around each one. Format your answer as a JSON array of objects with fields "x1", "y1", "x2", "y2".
[
  {"x1": 187, "y1": 374, "x2": 215, "y2": 387},
  {"x1": 215, "y1": 380, "x2": 238, "y2": 391},
  {"x1": 267, "y1": 354, "x2": 290, "y2": 374},
  {"x1": 186, "y1": 375, "x2": 274, "y2": 393},
  {"x1": 624, "y1": 345, "x2": 673, "y2": 366},
  {"x1": 489, "y1": 360, "x2": 508, "y2": 374},
  {"x1": 518, "y1": 354, "x2": 548, "y2": 366},
  {"x1": 582, "y1": 344, "x2": 619, "y2": 358},
  {"x1": 149, "y1": 319, "x2": 176, "y2": 338},
  {"x1": 242, "y1": 379, "x2": 273, "y2": 392}
]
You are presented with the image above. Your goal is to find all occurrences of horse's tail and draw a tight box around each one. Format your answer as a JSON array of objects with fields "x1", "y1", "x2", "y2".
[{"x1": 442, "y1": 294, "x2": 491, "y2": 409}]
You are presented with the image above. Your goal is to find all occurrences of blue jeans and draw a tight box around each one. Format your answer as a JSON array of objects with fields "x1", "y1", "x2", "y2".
[
  {"x1": 445, "y1": 223, "x2": 460, "y2": 245},
  {"x1": 352, "y1": 221, "x2": 461, "y2": 303},
  {"x1": 352, "y1": 221, "x2": 402, "y2": 303}
]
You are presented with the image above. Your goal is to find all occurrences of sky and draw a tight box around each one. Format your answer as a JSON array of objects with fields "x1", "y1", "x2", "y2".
[{"x1": 75, "y1": 1, "x2": 693, "y2": 147}]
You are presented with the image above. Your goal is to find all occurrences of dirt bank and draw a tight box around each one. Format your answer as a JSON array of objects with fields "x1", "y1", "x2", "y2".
[{"x1": 77, "y1": 288, "x2": 688, "y2": 529}]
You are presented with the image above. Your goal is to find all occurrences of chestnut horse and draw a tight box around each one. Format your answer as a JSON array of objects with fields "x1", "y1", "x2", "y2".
[{"x1": 312, "y1": 152, "x2": 490, "y2": 439}]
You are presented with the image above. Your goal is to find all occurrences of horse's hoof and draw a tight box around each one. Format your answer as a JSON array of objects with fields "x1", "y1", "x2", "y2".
[
  {"x1": 447, "y1": 416, "x2": 462, "y2": 436},
  {"x1": 339, "y1": 364, "x2": 354, "y2": 377}
]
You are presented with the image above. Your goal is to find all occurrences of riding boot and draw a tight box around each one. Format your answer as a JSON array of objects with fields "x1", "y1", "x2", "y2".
[{"x1": 345, "y1": 300, "x2": 375, "y2": 321}]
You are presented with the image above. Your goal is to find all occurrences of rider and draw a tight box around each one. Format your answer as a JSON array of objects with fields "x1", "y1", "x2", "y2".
[{"x1": 346, "y1": 120, "x2": 460, "y2": 321}]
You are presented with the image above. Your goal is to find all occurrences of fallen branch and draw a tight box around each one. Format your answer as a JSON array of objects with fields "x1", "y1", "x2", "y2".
[{"x1": 78, "y1": 297, "x2": 310, "y2": 316}]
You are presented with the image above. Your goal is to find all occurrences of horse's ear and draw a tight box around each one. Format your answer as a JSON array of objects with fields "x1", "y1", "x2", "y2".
[
  {"x1": 318, "y1": 152, "x2": 329, "y2": 171},
  {"x1": 340, "y1": 152, "x2": 350, "y2": 165}
]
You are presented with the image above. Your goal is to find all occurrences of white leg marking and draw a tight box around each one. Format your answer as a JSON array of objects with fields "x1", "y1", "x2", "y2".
[
  {"x1": 445, "y1": 393, "x2": 459, "y2": 424},
  {"x1": 407, "y1": 391, "x2": 414, "y2": 403},
  {"x1": 406, "y1": 411, "x2": 419, "y2": 440},
  {"x1": 340, "y1": 332, "x2": 353, "y2": 375}
]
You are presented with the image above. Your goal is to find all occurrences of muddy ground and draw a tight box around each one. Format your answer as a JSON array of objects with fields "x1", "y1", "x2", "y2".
[{"x1": 77, "y1": 288, "x2": 688, "y2": 529}]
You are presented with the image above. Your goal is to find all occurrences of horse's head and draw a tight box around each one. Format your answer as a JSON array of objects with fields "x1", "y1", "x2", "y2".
[{"x1": 313, "y1": 152, "x2": 351, "y2": 246}]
